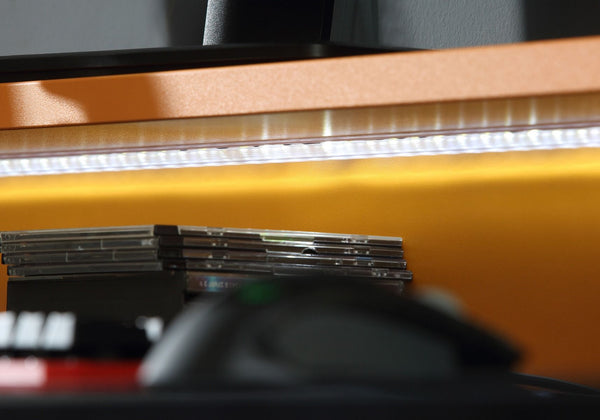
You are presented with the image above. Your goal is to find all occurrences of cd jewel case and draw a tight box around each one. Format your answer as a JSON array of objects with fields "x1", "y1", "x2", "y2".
[{"x1": 1, "y1": 225, "x2": 412, "y2": 318}]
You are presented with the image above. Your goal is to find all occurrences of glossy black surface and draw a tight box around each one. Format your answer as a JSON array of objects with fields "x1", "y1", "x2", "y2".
[
  {"x1": 140, "y1": 277, "x2": 518, "y2": 389},
  {"x1": 0, "y1": 43, "x2": 407, "y2": 83}
]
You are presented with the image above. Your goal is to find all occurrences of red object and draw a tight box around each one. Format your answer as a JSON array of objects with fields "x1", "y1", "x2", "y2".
[{"x1": 0, "y1": 358, "x2": 140, "y2": 392}]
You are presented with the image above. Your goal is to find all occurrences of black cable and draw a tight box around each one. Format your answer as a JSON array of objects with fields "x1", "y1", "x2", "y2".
[{"x1": 510, "y1": 372, "x2": 600, "y2": 396}]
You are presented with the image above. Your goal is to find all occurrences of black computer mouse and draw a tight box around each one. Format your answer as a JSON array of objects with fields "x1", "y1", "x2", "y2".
[{"x1": 139, "y1": 276, "x2": 518, "y2": 389}]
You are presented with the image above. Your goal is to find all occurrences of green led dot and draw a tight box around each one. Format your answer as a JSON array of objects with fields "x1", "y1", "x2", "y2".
[{"x1": 238, "y1": 282, "x2": 281, "y2": 305}]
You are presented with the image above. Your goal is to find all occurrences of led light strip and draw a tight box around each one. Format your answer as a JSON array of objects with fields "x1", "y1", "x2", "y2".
[{"x1": 1, "y1": 126, "x2": 599, "y2": 177}]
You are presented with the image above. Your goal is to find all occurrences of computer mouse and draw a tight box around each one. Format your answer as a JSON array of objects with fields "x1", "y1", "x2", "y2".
[{"x1": 139, "y1": 276, "x2": 518, "y2": 389}]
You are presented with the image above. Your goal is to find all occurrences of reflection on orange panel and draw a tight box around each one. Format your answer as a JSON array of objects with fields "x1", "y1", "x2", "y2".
[
  {"x1": 1, "y1": 147, "x2": 600, "y2": 386},
  {"x1": 1, "y1": 92, "x2": 600, "y2": 157}
]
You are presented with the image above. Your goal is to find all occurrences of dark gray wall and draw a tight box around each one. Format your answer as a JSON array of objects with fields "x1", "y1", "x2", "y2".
[
  {"x1": 377, "y1": 0, "x2": 524, "y2": 49},
  {"x1": 0, "y1": 0, "x2": 597, "y2": 56},
  {"x1": 330, "y1": 0, "x2": 524, "y2": 48},
  {"x1": 0, "y1": 0, "x2": 169, "y2": 56}
]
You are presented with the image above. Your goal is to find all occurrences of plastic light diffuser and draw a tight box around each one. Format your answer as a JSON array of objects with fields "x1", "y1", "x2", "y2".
[{"x1": 0, "y1": 126, "x2": 598, "y2": 177}]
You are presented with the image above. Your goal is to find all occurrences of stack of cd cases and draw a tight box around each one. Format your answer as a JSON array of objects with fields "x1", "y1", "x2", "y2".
[{"x1": 1, "y1": 225, "x2": 412, "y2": 320}]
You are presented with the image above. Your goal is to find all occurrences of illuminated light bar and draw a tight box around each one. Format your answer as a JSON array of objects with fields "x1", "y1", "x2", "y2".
[{"x1": 0, "y1": 126, "x2": 599, "y2": 177}]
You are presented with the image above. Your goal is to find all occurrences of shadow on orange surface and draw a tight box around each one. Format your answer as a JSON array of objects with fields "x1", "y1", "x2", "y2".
[
  {"x1": 0, "y1": 85, "x2": 13, "y2": 129},
  {"x1": 39, "y1": 74, "x2": 162, "y2": 126},
  {"x1": 0, "y1": 74, "x2": 166, "y2": 131}
]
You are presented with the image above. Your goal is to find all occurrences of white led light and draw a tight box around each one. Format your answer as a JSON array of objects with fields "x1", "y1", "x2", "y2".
[
  {"x1": 0, "y1": 125, "x2": 599, "y2": 177},
  {"x1": 39, "y1": 312, "x2": 76, "y2": 351},
  {"x1": 13, "y1": 312, "x2": 45, "y2": 350},
  {"x1": 0, "y1": 312, "x2": 16, "y2": 349}
]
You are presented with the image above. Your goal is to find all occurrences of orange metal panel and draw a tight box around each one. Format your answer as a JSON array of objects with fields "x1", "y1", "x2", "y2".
[{"x1": 1, "y1": 36, "x2": 600, "y2": 129}]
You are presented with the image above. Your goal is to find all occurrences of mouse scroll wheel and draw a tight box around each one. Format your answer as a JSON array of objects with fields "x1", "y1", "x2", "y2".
[{"x1": 301, "y1": 247, "x2": 318, "y2": 255}]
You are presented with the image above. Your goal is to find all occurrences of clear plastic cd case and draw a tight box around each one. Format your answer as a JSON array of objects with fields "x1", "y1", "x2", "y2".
[{"x1": 1, "y1": 225, "x2": 412, "y2": 295}]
